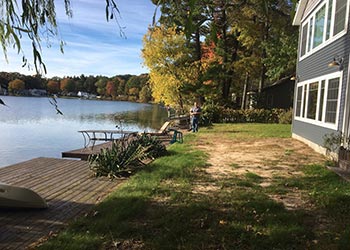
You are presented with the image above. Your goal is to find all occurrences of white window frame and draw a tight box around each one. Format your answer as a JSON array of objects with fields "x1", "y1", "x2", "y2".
[
  {"x1": 294, "y1": 71, "x2": 343, "y2": 130},
  {"x1": 299, "y1": 0, "x2": 349, "y2": 61}
]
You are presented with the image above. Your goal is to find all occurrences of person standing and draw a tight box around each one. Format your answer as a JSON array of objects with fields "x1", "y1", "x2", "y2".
[
  {"x1": 166, "y1": 105, "x2": 171, "y2": 118},
  {"x1": 190, "y1": 102, "x2": 201, "y2": 132}
]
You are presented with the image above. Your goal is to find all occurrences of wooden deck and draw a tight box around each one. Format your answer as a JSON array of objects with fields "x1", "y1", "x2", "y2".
[
  {"x1": 0, "y1": 157, "x2": 123, "y2": 250},
  {"x1": 62, "y1": 134, "x2": 173, "y2": 160},
  {"x1": 62, "y1": 141, "x2": 114, "y2": 160}
]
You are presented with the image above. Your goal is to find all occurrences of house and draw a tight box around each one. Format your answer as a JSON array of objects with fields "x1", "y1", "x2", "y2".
[
  {"x1": 260, "y1": 76, "x2": 295, "y2": 109},
  {"x1": 292, "y1": 0, "x2": 350, "y2": 154},
  {"x1": 29, "y1": 89, "x2": 47, "y2": 97}
]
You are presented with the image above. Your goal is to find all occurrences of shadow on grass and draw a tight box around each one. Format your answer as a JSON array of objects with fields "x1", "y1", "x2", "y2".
[
  {"x1": 37, "y1": 141, "x2": 349, "y2": 250},
  {"x1": 267, "y1": 164, "x2": 350, "y2": 249},
  {"x1": 38, "y1": 193, "x2": 313, "y2": 250}
]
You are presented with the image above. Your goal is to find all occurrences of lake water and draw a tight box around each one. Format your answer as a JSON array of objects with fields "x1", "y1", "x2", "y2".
[{"x1": 0, "y1": 96, "x2": 168, "y2": 168}]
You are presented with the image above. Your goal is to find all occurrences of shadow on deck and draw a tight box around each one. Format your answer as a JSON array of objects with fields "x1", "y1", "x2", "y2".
[{"x1": 0, "y1": 157, "x2": 123, "y2": 249}]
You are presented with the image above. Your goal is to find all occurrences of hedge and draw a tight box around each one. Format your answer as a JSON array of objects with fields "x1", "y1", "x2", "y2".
[{"x1": 201, "y1": 105, "x2": 292, "y2": 124}]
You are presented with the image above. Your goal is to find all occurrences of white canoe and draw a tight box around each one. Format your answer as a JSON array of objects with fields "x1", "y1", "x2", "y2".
[{"x1": 0, "y1": 182, "x2": 48, "y2": 209}]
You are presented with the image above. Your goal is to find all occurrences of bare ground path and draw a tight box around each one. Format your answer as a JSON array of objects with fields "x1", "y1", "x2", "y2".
[{"x1": 190, "y1": 135, "x2": 325, "y2": 210}]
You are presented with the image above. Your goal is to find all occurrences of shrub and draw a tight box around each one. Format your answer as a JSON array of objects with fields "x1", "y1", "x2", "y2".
[
  {"x1": 201, "y1": 102, "x2": 222, "y2": 125},
  {"x1": 89, "y1": 134, "x2": 167, "y2": 179},
  {"x1": 136, "y1": 133, "x2": 167, "y2": 159},
  {"x1": 200, "y1": 104, "x2": 291, "y2": 124},
  {"x1": 219, "y1": 108, "x2": 286, "y2": 123},
  {"x1": 278, "y1": 108, "x2": 293, "y2": 124}
]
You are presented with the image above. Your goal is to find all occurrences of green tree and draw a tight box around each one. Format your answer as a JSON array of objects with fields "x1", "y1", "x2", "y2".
[
  {"x1": 139, "y1": 85, "x2": 152, "y2": 103},
  {"x1": 84, "y1": 75, "x2": 98, "y2": 94},
  {"x1": 95, "y1": 77, "x2": 108, "y2": 96}
]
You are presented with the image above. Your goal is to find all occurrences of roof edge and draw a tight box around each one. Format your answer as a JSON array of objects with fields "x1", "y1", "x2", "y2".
[{"x1": 292, "y1": 0, "x2": 308, "y2": 26}]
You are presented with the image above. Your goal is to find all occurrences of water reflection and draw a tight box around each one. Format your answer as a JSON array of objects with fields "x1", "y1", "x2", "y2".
[{"x1": 0, "y1": 96, "x2": 168, "y2": 167}]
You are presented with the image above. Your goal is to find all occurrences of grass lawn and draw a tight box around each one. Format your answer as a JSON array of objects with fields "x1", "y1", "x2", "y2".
[{"x1": 37, "y1": 123, "x2": 350, "y2": 250}]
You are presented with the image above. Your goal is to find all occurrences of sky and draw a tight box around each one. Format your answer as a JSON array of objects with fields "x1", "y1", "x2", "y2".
[{"x1": 0, "y1": 0, "x2": 158, "y2": 78}]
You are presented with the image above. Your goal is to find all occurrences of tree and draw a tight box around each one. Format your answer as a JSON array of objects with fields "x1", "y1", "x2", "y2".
[
  {"x1": 84, "y1": 75, "x2": 98, "y2": 94},
  {"x1": 23, "y1": 74, "x2": 45, "y2": 89},
  {"x1": 151, "y1": 0, "x2": 298, "y2": 107},
  {"x1": 95, "y1": 77, "x2": 108, "y2": 96},
  {"x1": 142, "y1": 25, "x2": 201, "y2": 112},
  {"x1": 106, "y1": 80, "x2": 117, "y2": 99},
  {"x1": 139, "y1": 85, "x2": 152, "y2": 103},
  {"x1": 60, "y1": 78, "x2": 75, "y2": 93},
  {"x1": 47, "y1": 80, "x2": 60, "y2": 94},
  {"x1": 8, "y1": 79, "x2": 25, "y2": 93}
]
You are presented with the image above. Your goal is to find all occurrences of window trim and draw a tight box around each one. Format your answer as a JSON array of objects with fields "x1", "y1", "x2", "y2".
[
  {"x1": 299, "y1": 0, "x2": 349, "y2": 61},
  {"x1": 294, "y1": 72, "x2": 343, "y2": 130}
]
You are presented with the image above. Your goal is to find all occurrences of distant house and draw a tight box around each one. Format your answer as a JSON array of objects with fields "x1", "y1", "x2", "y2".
[
  {"x1": 29, "y1": 89, "x2": 47, "y2": 97},
  {"x1": 292, "y1": 0, "x2": 350, "y2": 154},
  {"x1": 260, "y1": 76, "x2": 295, "y2": 109},
  {"x1": 77, "y1": 91, "x2": 89, "y2": 98}
]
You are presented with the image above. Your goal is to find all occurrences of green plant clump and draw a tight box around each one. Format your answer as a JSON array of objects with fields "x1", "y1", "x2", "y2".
[{"x1": 89, "y1": 134, "x2": 167, "y2": 179}]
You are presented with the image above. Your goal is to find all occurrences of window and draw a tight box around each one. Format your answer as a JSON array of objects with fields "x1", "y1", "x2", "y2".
[
  {"x1": 296, "y1": 86, "x2": 303, "y2": 116},
  {"x1": 299, "y1": 0, "x2": 348, "y2": 59},
  {"x1": 300, "y1": 24, "x2": 308, "y2": 56},
  {"x1": 307, "y1": 17, "x2": 314, "y2": 52},
  {"x1": 295, "y1": 73, "x2": 342, "y2": 129},
  {"x1": 318, "y1": 80, "x2": 325, "y2": 121},
  {"x1": 334, "y1": 0, "x2": 347, "y2": 35},
  {"x1": 325, "y1": 78, "x2": 340, "y2": 123},
  {"x1": 313, "y1": 6, "x2": 326, "y2": 48},
  {"x1": 307, "y1": 82, "x2": 319, "y2": 119},
  {"x1": 326, "y1": 0, "x2": 333, "y2": 40},
  {"x1": 303, "y1": 86, "x2": 307, "y2": 117}
]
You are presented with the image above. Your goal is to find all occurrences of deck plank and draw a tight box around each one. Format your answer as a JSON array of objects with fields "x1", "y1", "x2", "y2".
[
  {"x1": 0, "y1": 157, "x2": 123, "y2": 250},
  {"x1": 62, "y1": 134, "x2": 172, "y2": 160}
]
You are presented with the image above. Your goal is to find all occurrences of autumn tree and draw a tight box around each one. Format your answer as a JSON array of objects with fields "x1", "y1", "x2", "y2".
[
  {"x1": 151, "y1": 0, "x2": 298, "y2": 108},
  {"x1": 8, "y1": 79, "x2": 25, "y2": 93},
  {"x1": 60, "y1": 78, "x2": 75, "y2": 93},
  {"x1": 106, "y1": 80, "x2": 117, "y2": 99},
  {"x1": 142, "y1": 25, "x2": 201, "y2": 112},
  {"x1": 47, "y1": 80, "x2": 60, "y2": 94}
]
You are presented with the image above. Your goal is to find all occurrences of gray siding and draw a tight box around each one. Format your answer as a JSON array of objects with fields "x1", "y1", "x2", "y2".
[
  {"x1": 296, "y1": 35, "x2": 349, "y2": 132},
  {"x1": 293, "y1": 11, "x2": 350, "y2": 146},
  {"x1": 297, "y1": 36, "x2": 349, "y2": 82},
  {"x1": 292, "y1": 119, "x2": 337, "y2": 146}
]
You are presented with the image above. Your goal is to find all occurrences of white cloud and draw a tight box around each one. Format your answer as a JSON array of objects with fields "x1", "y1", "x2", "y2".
[{"x1": 1, "y1": 0, "x2": 156, "y2": 77}]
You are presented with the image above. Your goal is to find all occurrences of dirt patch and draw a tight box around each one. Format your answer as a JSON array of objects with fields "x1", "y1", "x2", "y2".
[{"x1": 192, "y1": 136, "x2": 325, "y2": 210}]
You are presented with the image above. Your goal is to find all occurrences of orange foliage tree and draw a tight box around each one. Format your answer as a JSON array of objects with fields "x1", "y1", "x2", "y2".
[
  {"x1": 8, "y1": 79, "x2": 25, "y2": 93},
  {"x1": 106, "y1": 80, "x2": 117, "y2": 99},
  {"x1": 60, "y1": 78, "x2": 75, "y2": 93},
  {"x1": 46, "y1": 80, "x2": 60, "y2": 94}
]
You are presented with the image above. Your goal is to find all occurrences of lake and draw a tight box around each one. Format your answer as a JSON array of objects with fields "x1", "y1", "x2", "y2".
[{"x1": 0, "y1": 96, "x2": 168, "y2": 168}]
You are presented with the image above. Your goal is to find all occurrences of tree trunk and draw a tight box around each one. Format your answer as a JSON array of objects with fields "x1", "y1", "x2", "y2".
[
  {"x1": 241, "y1": 73, "x2": 249, "y2": 110},
  {"x1": 221, "y1": 6, "x2": 230, "y2": 100},
  {"x1": 258, "y1": 21, "x2": 269, "y2": 93}
]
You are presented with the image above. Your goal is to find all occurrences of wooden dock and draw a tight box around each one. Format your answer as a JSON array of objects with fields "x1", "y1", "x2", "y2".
[
  {"x1": 62, "y1": 141, "x2": 114, "y2": 160},
  {"x1": 0, "y1": 157, "x2": 123, "y2": 250},
  {"x1": 62, "y1": 134, "x2": 173, "y2": 160},
  {"x1": 0, "y1": 128, "x2": 184, "y2": 249}
]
